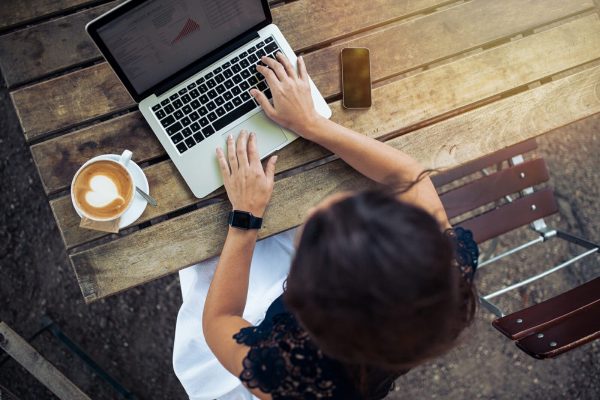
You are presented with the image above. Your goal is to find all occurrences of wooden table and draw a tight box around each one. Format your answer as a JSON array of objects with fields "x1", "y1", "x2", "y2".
[{"x1": 2, "y1": 0, "x2": 600, "y2": 303}]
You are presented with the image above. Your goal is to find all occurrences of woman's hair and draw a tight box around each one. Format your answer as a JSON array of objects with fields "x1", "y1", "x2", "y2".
[{"x1": 284, "y1": 187, "x2": 476, "y2": 395}]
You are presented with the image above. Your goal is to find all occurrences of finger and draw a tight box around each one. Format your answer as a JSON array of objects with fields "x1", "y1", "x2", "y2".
[
  {"x1": 265, "y1": 155, "x2": 278, "y2": 185},
  {"x1": 251, "y1": 89, "x2": 276, "y2": 118},
  {"x1": 247, "y1": 132, "x2": 260, "y2": 166},
  {"x1": 297, "y1": 56, "x2": 309, "y2": 83},
  {"x1": 227, "y1": 134, "x2": 238, "y2": 171},
  {"x1": 256, "y1": 64, "x2": 280, "y2": 91},
  {"x1": 236, "y1": 130, "x2": 250, "y2": 168},
  {"x1": 276, "y1": 52, "x2": 296, "y2": 79},
  {"x1": 261, "y1": 55, "x2": 287, "y2": 81},
  {"x1": 216, "y1": 147, "x2": 230, "y2": 178}
]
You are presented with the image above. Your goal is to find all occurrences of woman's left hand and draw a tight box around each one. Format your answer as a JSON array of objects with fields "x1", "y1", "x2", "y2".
[{"x1": 216, "y1": 130, "x2": 277, "y2": 217}]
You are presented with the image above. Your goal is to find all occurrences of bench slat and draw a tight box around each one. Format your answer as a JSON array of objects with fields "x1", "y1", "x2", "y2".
[
  {"x1": 515, "y1": 299, "x2": 600, "y2": 359},
  {"x1": 440, "y1": 158, "x2": 550, "y2": 219},
  {"x1": 458, "y1": 189, "x2": 558, "y2": 243},
  {"x1": 0, "y1": 322, "x2": 91, "y2": 400},
  {"x1": 70, "y1": 63, "x2": 600, "y2": 302},
  {"x1": 432, "y1": 139, "x2": 538, "y2": 187},
  {"x1": 493, "y1": 277, "x2": 600, "y2": 340},
  {"x1": 12, "y1": 0, "x2": 595, "y2": 141}
]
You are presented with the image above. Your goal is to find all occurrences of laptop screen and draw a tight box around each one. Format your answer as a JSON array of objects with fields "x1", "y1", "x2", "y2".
[{"x1": 96, "y1": 0, "x2": 266, "y2": 94}]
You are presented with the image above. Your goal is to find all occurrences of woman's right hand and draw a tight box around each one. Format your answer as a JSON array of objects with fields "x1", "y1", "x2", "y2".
[{"x1": 252, "y1": 53, "x2": 323, "y2": 139}]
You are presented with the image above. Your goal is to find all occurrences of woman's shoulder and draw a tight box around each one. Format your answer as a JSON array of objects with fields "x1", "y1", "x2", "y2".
[{"x1": 233, "y1": 310, "x2": 359, "y2": 399}]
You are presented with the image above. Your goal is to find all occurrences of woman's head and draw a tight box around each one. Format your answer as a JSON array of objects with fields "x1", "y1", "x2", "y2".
[{"x1": 284, "y1": 188, "x2": 475, "y2": 371}]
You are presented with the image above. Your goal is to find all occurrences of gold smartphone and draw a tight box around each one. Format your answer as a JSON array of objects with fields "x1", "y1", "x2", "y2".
[{"x1": 341, "y1": 48, "x2": 372, "y2": 109}]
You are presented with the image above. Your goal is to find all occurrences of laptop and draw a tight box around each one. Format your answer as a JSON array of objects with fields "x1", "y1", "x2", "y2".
[{"x1": 86, "y1": 0, "x2": 331, "y2": 198}]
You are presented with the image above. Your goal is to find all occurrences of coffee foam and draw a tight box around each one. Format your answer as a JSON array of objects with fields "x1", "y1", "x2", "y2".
[
  {"x1": 73, "y1": 160, "x2": 134, "y2": 220},
  {"x1": 85, "y1": 175, "x2": 123, "y2": 208}
]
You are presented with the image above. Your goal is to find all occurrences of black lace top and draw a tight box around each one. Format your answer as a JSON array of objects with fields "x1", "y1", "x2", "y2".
[{"x1": 233, "y1": 227, "x2": 478, "y2": 399}]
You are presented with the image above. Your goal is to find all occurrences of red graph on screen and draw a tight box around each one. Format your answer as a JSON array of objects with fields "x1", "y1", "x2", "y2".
[{"x1": 171, "y1": 18, "x2": 200, "y2": 45}]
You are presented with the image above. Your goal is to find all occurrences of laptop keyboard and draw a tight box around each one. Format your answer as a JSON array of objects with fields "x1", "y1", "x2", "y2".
[{"x1": 150, "y1": 36, "x2": 281, "y2": 154}]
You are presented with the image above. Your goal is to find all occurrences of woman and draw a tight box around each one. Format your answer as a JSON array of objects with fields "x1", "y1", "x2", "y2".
[{"x1": 173, "y1": 53, "x2": 478, "y2": 399}]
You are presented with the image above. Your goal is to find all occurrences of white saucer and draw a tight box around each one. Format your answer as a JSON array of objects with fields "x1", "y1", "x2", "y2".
[{"x1": 73, "y1": 155, "x2": 149, "y2": 229}]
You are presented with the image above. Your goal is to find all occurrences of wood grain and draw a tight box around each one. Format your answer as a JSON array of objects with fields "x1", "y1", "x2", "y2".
[
  {"x1": 70, "y1": 63, "x2": 600, "y2": 302},
  {"x1": 31, "y1": 112, "x2": 162, "y2": 194},
  {"x1": 306, "y1": 0, "x2": 595, "y2": 98},
  {"x1": 49, "y1": 14, "x2": 600, "y2": 248},
  {"x1": 0, "y1": 322, "x2": 91, "y2": 400},
  {"x1": 14, "y1": 0, "x2": 592, "y2": 141},
  {"x1": 272, "y1": 0, "x2": 449, "y2": 52},
  {"x1": 0, "y1": 0, "x2": 446, "y2": 88},
  {"x1": 0, "y1": 1, "x2": 119, "y2": 87},
  {"x1": 0, "y1": 0, "x2": 104, "y2": 31},
  {"x1": 10, "y1": 63, "x2": 133, "y2": 140}
]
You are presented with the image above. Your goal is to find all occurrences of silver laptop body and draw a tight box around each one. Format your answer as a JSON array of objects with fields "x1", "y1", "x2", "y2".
[{"x1": 87, "y1": 0, "x2": 331, "y2": 198}]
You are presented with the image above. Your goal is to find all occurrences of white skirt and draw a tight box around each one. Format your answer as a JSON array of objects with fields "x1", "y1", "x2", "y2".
[{"x1": 173, "y1": 228, "x2": 299, "y2": 400}]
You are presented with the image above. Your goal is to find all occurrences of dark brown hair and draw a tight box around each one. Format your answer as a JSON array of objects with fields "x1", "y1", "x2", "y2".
[{"x1": 284, "y1": 188, "x2": 476, "y2": 397}]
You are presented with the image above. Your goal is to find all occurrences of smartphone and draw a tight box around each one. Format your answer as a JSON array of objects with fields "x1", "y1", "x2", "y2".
[{"x1": 341, "y1": 48, "x2": 372, "y2": 109}]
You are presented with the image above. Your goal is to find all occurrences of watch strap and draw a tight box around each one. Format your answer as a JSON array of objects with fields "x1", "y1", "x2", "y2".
[{"x1": 228, "y1": 210, "x2": 263, "y2": 229}]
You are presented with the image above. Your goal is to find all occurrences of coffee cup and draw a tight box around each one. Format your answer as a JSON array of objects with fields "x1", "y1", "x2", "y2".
[{"x1": 71, "y1": 150, "x2": 135, "y2": 222}]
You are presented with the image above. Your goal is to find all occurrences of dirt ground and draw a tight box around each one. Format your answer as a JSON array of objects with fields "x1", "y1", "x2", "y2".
[{"x1": 1, "y1": 74, "x2": 599, "y2": 398}]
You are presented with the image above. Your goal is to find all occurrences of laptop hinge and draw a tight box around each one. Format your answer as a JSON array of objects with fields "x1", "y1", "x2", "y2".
[{"x1": 154, "y1": 31, "x2": 260, "y2": 98}]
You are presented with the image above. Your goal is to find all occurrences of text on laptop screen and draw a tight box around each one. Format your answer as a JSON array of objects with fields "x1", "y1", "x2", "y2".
[{"x1": 97, "y1": 0, "x2": 265, "y2": 94}]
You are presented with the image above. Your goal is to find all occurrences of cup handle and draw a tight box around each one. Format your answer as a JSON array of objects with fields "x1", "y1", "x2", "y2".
[{"x1": 119, "y1": 150, "x2": 132, "y2": 167}]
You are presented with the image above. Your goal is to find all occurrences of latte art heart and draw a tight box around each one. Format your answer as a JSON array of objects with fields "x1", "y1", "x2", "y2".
[
  {"x1": 85, "y1": 175, "x2": 123, "y2": 208},
  {"x1": 73, "y1": 159, "x2": 134, "y2": 220}
]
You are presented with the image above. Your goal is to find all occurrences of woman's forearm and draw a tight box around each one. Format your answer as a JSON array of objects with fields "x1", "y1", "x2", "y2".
[
  {"x1": 203, "y1": 228, "x2": 258, "y2": 329},
  {"x1": 301, "y1": 116, "x2": 423, "y2": 185},
  {"x1": 299, "y1": 116, "x2": 450, "y2": 227}
]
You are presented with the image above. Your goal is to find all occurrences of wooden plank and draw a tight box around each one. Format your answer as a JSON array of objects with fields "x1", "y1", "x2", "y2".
[
  {"x1": 0, "y1": 0, "x2": 446, "y2": 88},
  {"x1": 13, "y1": 0, "x2": 593, "y2": 141},
  {"x1": 458, "y1": 188, "x2": 558, "y2": 243},
  {"x1": 0, "y1": 322, "x2": 91, "y2": 400},
  {"x1": 440, "y1": 159, "x2": 550, "y2": 219},
  {"x1": 70, "y1": 62, "x2": 600, "y2": 302},
  {"x1": 30, "y1": 112, "x2": 162, "y2": 194},
  {"x1": 431, "y1": 139, "x2": 538, "y2": 187},
  {"x1": 272, "y1": 0, "x2": 449, "y2": 52},
  {"x1": 10, "y1": 63, "x2": 134, "y2": 140},
  {"x1": 307, "y1": 0, "x2": 595, "y2": 98},
  {"x1": 49, "y1": 14, "x2": 600, "y2": 248},
  {"x1": 0, "y1": 0, "x2": 104, "y2": 31},
  {"x1": 0, "y1": 1, "x2": 119, "y2": 88}
]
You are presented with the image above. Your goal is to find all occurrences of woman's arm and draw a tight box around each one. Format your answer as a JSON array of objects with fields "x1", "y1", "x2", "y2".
[
  {"x1": 202, "y1": 131, "x2": 276, "y2": 399},
  {"x1": 252, "y1": 53, "x2": 450, "y2": 228}
]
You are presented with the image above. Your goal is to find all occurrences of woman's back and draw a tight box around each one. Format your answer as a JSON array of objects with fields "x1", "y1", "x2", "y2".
[{"x1": 233, "y1": 227, "x2": 478, "y2": 399}]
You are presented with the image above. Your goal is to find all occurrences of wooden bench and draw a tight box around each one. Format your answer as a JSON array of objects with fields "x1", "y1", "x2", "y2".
[{"x1": 434, "y1": 140, "x2": 600, "y2": 359}]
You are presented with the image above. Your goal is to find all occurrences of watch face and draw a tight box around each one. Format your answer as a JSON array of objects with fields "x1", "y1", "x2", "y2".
[{"x1": 233, "y1": 212, "x2": 251, "y2": 227}]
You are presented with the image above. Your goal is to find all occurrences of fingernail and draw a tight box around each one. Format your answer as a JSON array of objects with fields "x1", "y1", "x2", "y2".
[
  {"x1": 274, "y1": 155, "x2": 279, "y2": 162},
  {"x1": 228, "y1": 134, "x2": 233, "y2": 140},
  {"x1": 250, "y1": 132, "x2": 255, "y2": 137}
]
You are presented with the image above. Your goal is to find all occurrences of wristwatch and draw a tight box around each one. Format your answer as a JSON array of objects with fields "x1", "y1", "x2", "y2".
[{"x1": 228, "y1": 210, "x2": 263, "y2": 230}]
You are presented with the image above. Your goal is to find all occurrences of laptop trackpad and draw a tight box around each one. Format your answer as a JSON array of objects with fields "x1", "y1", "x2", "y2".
[{"x1": 221, "y1": 112, "x2": 287, "y2": 159}]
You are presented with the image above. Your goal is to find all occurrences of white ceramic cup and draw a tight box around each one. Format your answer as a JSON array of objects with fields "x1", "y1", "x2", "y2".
[{"x1": 71, "y1": 150, "x2": 135, "y2": 222}]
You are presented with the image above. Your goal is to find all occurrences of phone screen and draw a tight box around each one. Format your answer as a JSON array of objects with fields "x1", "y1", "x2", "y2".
[{"x1": 341, "y1": 48, "x2": 372, "y2": 109}]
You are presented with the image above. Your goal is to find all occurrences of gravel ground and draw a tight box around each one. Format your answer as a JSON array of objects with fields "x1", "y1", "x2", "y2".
[{"x1": 1, "y1": 73, "x2": 599, "y2": 399}]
